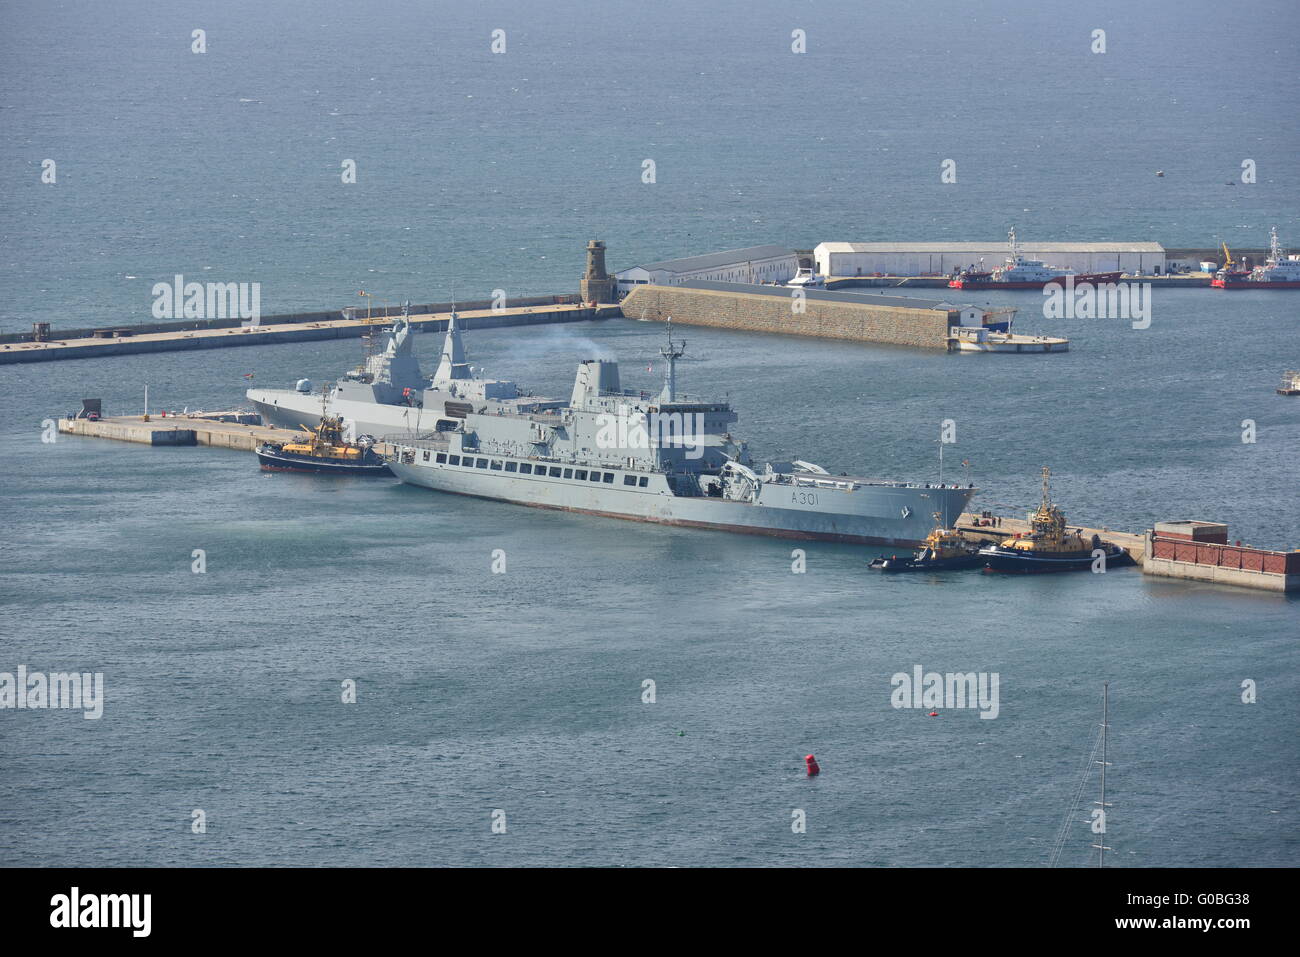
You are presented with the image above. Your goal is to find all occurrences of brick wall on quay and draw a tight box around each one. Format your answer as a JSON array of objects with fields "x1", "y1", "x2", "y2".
[
  {"x1": 1150, "y1": 535, "x2": 1300, "y2": 575},
  {"x1": 621, "y1": 286, "x2": 953, "y2": 350}
]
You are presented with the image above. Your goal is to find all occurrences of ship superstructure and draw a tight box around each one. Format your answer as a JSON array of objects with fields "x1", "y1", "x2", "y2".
[
  {"x1": 247, "y1": 303, "x2": 565, "y2": 437},
  {"x1": 384, "y1": 324, "x2": 976, "y2": 545}
]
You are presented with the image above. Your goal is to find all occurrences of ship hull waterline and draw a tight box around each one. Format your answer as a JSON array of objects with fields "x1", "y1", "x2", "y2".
[
  {"x1": 388, "y1": 460, "x2": 973, "y2": 547},
  {"x1": 1211, "y1": 280, "x2": 1300, "y2": 289}
]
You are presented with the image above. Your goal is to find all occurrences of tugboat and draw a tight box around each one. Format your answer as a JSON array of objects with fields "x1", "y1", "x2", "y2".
[
  {"x1": 255, "y1": 414, "x2": 391, "y2": 475},
  {"x1": 869, "y1": 523, "x2": 984, "y2": 572},
  {"x1": 979, "y1": 467, "x2": 1130, "y2": 573}
]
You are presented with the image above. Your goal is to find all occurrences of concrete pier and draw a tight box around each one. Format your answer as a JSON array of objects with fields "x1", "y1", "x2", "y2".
[
  {"x1": 58, "y1": 415, "x2": 302, "y2": 451},
  {"x1": 3, "y1": 302, "x2": 618, "y2": 365}
]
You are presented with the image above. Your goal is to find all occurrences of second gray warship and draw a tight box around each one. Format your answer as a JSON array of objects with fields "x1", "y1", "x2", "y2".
[
  {"x1": 247, "y1": 305, "x2": 562, "y2": 438},
  {"x1": 376, "y1": 319, "x2": 976, "y2": 545}
]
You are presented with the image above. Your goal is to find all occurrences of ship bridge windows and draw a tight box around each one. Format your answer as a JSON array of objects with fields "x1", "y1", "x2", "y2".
[
  {"x1": 548, "y1": 466, "x2": 562, "y2": 477},
  {"x1": 563, "y1": 468, "x2": 573, "y2": 478},
  {"x1": 602, "y1": 472, "x2": 614, "y2": 483},
  {"x1": 623, "y1": 475, "x2": 636, "y2": 486},
  {"x1": 588, "y1": 471, "x2": 601, "y2": 482},
  {"x1": 490, "y1": 460, "x2": 503, "y2": 470},
  {"x1": 476, "y1": 458, "x2": 489, "y2": 469},
  {"x1": 575, "y1": 469, "x2": 588, "y2": 481},
  {"x1": 448, "y1": 454, "x2": 461, "y2": 466},
  {"x1": 639, "y1": 476, "x2": 649, "y2": 487},
  {"x1": 422, "y1": 451, "x2": 431, "y2": 462},
  {"x1": 436, "y1": 452, "x2": 447, "y2": 464},
  {"x1": 520, "y1": 463, "x2": 533, "y2": 474},
  {"x1": 505, "y1": 461, "x2": 518, "y2": 472}
]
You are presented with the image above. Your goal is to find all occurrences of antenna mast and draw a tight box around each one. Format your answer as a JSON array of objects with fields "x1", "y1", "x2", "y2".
[{"x1": 659, "y1": 317, "x2": 685, "y2": 402}]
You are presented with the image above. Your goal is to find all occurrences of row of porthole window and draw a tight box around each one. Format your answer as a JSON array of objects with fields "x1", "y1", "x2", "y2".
[{"x1": 427, "y1": 450, "x2": 649, "y2": 487}]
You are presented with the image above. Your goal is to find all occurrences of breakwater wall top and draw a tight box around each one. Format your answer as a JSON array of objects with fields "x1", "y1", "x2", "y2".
[
  {"x1": 1, "y1": 294, "x2": 580, "y2": 345},
  {"x1": 622, "y1": 281, "x2": 957, "y2": 350}
]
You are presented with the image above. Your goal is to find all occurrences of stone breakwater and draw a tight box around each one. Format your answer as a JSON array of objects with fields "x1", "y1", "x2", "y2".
[{"x1": 622, "y1": 284, "x2": 955, "y2": 350}]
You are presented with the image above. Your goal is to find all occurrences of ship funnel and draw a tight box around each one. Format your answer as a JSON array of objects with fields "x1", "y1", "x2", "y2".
[{"x1": 570, "y1": 359, "x2": 621, "y2": 407}]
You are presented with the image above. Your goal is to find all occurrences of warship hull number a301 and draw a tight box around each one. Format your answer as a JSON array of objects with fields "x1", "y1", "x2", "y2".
[{"x1": 369, "y1": 317, "x2": 974, "y2": 546}]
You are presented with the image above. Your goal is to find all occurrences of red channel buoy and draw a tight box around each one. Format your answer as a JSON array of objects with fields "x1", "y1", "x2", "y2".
[
  {"x1": 805, "y1": 754, "x2": 820, "y2": 776},
  {"x1": 928, "y1": 710, "x2": 939, "y2": 717}
]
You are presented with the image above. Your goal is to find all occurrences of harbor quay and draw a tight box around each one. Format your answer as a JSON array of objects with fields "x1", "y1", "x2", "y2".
[
  {"x1": 57, "y1": 413, "x2": 300, "y2": 451},
  {"x1": 620, "y1": 281, "x2": 1066, "y2": 352}
]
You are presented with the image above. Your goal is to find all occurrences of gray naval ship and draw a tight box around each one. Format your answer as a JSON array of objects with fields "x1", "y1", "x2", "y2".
[
  {"x1": 246, "y1": 304, "x2": 563, "y2": 438},
  {"x1": 377, "y1": 319, "x2": 977, "y2": 546}
]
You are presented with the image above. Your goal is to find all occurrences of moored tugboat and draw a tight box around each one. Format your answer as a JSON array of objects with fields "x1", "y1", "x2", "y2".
[
  {"x1": 979, "y1": 467, "x2": 1131, "y2": 573},
  {"x1": 869, "y1": 525, "x2": 984, "y2": 572},
  {"x1": 256, "y1": 415, "x2": 391, "y2": 475}
]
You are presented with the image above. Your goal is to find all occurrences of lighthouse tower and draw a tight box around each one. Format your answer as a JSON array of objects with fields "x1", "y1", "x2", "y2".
[{"x1": 579, "y1": 240, "x2": 616, "y2": 305}]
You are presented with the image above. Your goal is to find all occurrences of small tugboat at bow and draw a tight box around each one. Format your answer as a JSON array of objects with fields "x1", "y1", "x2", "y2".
[{"x1": 869, "y1": 523, "x2": 984, "y2": 572}]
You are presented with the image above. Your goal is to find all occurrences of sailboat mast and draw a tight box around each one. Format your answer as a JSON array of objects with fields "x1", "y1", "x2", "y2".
[{"x1": 1094, "y1": 681, "x2": 1110, "y2": 867}]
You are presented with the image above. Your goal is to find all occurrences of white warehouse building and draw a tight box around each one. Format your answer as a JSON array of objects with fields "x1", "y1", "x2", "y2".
[
  {"x1": 615, "y1": 245, "x2": 799, "y2": 296},
  {"x1": 814, "y1": 242, "x2": 1167, "y2": 278}
]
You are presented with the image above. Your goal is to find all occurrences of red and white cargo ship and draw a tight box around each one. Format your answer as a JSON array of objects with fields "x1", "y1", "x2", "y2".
[
  {"x1": 1212, "y1": 227, "x2": 1300, "y2": 289},
  {"x1": 949, "y1": 228, "x2": 1123, "y2": 290}
]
